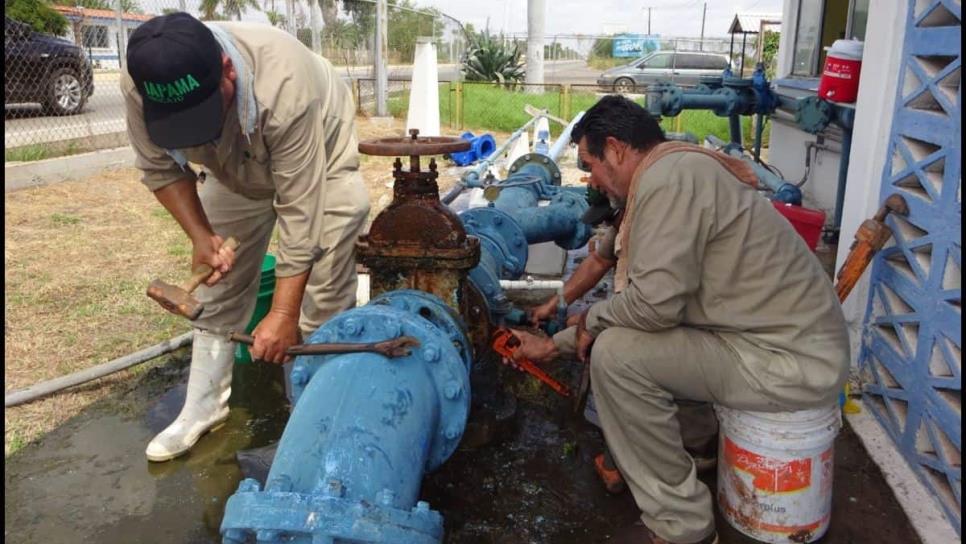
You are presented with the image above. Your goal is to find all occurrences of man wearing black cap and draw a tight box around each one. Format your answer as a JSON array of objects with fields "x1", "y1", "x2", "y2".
[{"x1": 123, "y1": 12, "x2": 370, "y2": 462}]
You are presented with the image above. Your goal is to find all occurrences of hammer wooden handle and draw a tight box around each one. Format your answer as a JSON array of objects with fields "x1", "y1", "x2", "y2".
[{"x1": 182, "y1": 237, "x2": 240, "y2": 293}]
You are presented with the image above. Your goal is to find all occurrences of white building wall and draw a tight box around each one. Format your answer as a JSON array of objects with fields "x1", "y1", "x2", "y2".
[
  {"x1": 833, "y1": 0, "x2": 910, "y2": 367},
  {"x1": 769, "y1": 0, "x2": 910, "y2": 368}
]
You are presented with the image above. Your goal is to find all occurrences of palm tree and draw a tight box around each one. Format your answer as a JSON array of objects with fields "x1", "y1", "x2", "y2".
[{"x1": 200, "y1": 0, "x2": 260, "y2": 20}]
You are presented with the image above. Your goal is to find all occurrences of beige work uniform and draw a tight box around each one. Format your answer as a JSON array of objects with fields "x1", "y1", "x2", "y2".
[
  {"x1": 123, "y1": 22, "x2": 370, "y2": 338},
  {"x1": 559, "y1": 226, "x2": 720, "y2": 454},
  {"x1": 563, "y1": 151, "x2": 849, "y2": 542}
]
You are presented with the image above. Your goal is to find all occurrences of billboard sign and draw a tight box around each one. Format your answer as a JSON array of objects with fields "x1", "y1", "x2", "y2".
[{"x1": 612, "y1": 34, "x2": 660, "y2": 58}]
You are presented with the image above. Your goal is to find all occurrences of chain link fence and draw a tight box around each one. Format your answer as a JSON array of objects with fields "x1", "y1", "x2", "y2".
[
  {"x1": 4, "y1": 0, "x2": 468, "y2": 156},
  {"x1": 6, "y1": 5, "x2": 769, "y2": 159}
]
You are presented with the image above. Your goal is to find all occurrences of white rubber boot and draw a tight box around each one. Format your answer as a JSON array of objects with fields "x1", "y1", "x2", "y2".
[{"x1": 146, "y1": 329, "x2": 233, "y2": 462}]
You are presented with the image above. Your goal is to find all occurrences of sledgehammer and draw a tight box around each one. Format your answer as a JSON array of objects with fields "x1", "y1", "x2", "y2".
[{"x1": 147, "y1": 237, "x2": 240, "y2": 320}]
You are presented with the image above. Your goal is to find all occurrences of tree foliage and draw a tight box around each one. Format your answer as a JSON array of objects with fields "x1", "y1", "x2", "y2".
[
  {"x1": 590, "y1": 37, "x2": 615, "y2": 59},
  {"x1": 200, "y1": 0, "x2": 260, "y2": 20},
  {"x1": 760, "y1": 30, "x2": 780, "y2": 79},
  {"x1": 51, "y1": 0, "x2": 141, "y2": 13},
  {"x1": 5, "y1": 0, "x2": 68, "y2": 35},
  {"x1": 462, "y1": 30, "x2": 524, "y2": 84}
]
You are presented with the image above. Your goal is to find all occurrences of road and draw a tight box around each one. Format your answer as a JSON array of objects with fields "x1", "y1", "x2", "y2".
[{"x1": 4, "y1": 60, "x2": 601, "y2": 149}]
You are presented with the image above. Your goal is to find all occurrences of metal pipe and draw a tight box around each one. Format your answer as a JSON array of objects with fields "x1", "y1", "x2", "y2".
[
  {"x1": 728, "y1": 114, "x2": 742, "y2": 146},
  {"x1": 547, "y1": 111, "x2": 585, "y2": 162},
  {"x1": 5, "y1": 332, "x2": 193, "y2": 407},
  {"x1": 222, "y1": 294, "x2": 472, "y2": 543},
  {"x1": 500, "y1": 279, "x2": 566, "y2": 324},
  {"x1": 442, "y1": 116, "x2": 543, "y2": 205},
  {"x1": 831, "y1": 124, "x2": 854, "y2": 240},
  {"x1": 706, "y1": 134, "x2": 801, "y2": 205},
  {"x1": 753, "y1": 113, "x2": 765, "y2": 162}
]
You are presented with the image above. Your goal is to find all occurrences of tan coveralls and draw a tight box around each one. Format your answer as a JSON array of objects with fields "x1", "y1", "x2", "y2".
[
  {"x1": 122, "y1": 22, "x2": 370, "y2": 339},
  {"x1": 555, "y1": 150, "x2": 849, "y2": 542}
]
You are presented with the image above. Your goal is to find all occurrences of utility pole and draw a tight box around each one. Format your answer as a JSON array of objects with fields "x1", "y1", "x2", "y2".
[
  {"x1": 525, "y1": 0, "x2": 545, "y2": 93},
  {"x1": 375, "y1": 0, "x2": 388, "y2": 116},
  {"x1": 700, "y1": 3, "x2": 706, "y2": 51},
  {"x1": 647, "y1": 7, "x2": 652, "y2": 35}
]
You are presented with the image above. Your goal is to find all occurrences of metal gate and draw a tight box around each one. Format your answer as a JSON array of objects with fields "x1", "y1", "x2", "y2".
[{"x1": 859, "y1": 0, "x2": 961, "y2": 535}]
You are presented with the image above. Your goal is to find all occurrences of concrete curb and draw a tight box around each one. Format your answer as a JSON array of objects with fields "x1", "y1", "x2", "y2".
[
  {"x1": 5, "y1": 146, "x2": 134, "y2": 193},
  {"x1": 846, "y1": 401, "x2": 959, "y2": 544}
]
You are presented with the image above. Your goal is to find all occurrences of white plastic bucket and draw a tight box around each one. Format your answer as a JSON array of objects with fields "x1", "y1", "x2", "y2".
[{"x1": 715, "y1": 405, "x2": 842, "y2": 543}]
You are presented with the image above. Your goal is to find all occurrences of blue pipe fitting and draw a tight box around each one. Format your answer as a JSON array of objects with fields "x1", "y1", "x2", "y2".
[
  {"x1": 221, "y1": 293, "x2": 472, "y2": 544},
  {"x1": 507, "y1": 153, "x2": 563, "y2": 186},
  {"x1": 512, "y1": 191, "x2": 592, "y2": 250},
  {"x1": 449, "y1": 132, "x2": 496, "y2": 166},
  {"x1": 460, "y1": 207, "x2": 528, "y2": 279}
]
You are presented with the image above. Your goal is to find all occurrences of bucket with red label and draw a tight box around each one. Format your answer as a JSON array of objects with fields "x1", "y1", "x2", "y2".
[
  {"x1": 716, "y1": 404, "x2": 842, "y2": 543},
  {"x1": 817, "y1": 39, "x2": 864, "y2": 103}
]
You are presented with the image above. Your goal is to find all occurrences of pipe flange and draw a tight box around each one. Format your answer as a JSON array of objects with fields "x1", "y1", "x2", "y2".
[
  {"x1": 795, "y1": 96, "x2": 833, "y2": 134},
  {"x1": 295, "y1": 303, "x2": 471, "y2": 471},
  {"x1": 711, "y1": 87, "x2": 740, "y2": 116},
  {"x1": 222, "y1": 482, "x2": 444, "y2": 544},
  {"x1": 370, "y1": 289, "x2": 474, "y2": 369},
  {"x1": 507, "y1": 153, "x2": 562, "y2": 186},
  {"x1": 548, "y1": 192, "x2": 593, "y2": 250},
  {"x1": 459, "y1": 207, "x2": 528, "y2": 278}
]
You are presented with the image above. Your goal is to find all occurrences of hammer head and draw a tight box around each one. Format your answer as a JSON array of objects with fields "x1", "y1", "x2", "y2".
[{"x1": 147, "y1": 279, "x2": 204, "y2": 320}]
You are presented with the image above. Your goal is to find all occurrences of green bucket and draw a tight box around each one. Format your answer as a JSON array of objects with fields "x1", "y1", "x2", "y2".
[{"x1": 235, "y1": 254, "x2": 277, "y2": 364}]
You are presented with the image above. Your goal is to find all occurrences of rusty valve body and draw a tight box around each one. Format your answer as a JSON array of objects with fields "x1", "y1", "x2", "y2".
[{"x1": 356, "y1": 129, "x2": 481, "y2": 318}]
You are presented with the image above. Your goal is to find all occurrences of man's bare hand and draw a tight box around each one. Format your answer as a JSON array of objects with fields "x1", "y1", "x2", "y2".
[
  {"x1": 528, "y1": 295, "x2": 560, "y2": 326},
  {"x1": 504, "y1": 329, "x2": 559, "y2": 366},
  {"x1": 575, "y1": 311, "x2": 595, "y2": 364},
  {"x1": 250, "y1": 310, "x2": 300, "y2": 364},
  {"x1": 192, "y1": 234, "x2": 236, "y2": 286}
]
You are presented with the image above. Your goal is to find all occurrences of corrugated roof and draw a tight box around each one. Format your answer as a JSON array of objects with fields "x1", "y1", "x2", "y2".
[
  {"x1": 53, "y1": 5, "x2": 154, "y2": 23},
  {"x1": 728, "y1": 13, "x2": 782, "y2": 34}
]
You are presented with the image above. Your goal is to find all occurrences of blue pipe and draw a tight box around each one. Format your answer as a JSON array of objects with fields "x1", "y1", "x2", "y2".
[
  {"x1": 831, "y1": 107, "x2": 856, "y2": 240},
  {"x1": 706, "y1": 134, "x2": 802, "y2": 205},
  {"x1": 728, "y1": 114, "x2": 742, "y2": 146},
  {"x1": 221, "y1": 291, "x2": 472, "y2": 544}
]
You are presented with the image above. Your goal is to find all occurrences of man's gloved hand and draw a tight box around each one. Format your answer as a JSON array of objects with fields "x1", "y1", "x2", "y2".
[
  {"x1": 192, "y1": 233, "x2": 236, "y2": 287},
  {"x1": 250, "y1": 309, "x2": 301, "y2": 365}
]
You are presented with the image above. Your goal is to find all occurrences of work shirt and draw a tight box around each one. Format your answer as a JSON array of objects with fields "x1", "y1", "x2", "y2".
[
  {"x1": 122, "y1": 22, "x2": 362, "y2": 278},
  {"x1": 582, "y1": 151, "x2": 850, "y2": 406}
]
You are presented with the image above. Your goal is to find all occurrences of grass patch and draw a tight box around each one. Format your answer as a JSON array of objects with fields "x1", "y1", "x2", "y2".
[
  {"x1": 5, "y1": 142, "x2": 83, "y2": 163},
  {"x1": 50, "y1": 212, "x2": 82, "y2": 226},
  {"x1": 387, "y1": 84, "x2": 771, "y2": 149}
]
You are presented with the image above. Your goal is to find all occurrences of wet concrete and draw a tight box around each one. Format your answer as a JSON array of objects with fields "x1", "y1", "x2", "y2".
[
  {"x1": 3, "y1": 248, "x2": 922, "y2": 544},
  {"x1": 4, "y1": 347, "x2": 924, "y2": 544}
]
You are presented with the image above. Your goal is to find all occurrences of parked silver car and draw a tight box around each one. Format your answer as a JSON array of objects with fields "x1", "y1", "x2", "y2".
[{"x1": 597, "y1": 51, "x2": 732, "y2": 92}]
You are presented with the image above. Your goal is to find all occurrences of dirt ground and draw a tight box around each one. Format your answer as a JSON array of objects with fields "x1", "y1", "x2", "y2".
[{"x1": 3, "y1": 115, "x2": 518, "y2": 456}]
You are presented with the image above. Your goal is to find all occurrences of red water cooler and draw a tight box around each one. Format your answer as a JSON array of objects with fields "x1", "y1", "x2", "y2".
[{"x1": 817, "y1": 39, "x2": 864, "y2": 103}]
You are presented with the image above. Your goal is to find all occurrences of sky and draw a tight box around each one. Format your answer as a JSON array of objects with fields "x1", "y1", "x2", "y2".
[{"x1": 413, "y1": 0, "x2": 785, "y2": 39}]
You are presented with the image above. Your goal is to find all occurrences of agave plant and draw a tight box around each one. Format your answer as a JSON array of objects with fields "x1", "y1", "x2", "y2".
[{"x1": 462, "y1": 31, "x2": 525, "y2": 84}]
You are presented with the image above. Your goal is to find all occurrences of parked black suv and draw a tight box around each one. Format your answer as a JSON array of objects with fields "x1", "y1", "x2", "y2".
[{"x1": 5, "y1": 16, "x2": 95, "y2": 115}]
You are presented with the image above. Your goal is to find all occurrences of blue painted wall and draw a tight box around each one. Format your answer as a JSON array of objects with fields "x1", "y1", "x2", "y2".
[{"x1": 859, "y1": 0, "x2": 961, "y2": 535}]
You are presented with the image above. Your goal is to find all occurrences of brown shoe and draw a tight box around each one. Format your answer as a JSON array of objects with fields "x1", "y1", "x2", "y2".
[{"x1": 606, "y1": 520, "x2": 719, "y2": 544}]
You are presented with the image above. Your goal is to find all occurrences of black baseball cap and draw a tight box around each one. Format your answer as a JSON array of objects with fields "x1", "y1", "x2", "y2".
[{"x1": 127, "y1": 13, "x2": 224, "y2": 149}]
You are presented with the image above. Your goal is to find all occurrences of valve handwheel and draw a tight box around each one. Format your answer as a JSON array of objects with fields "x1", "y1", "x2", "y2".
[{"x1": 359, "y1": 128, "x2": 471, "y2": 157}]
